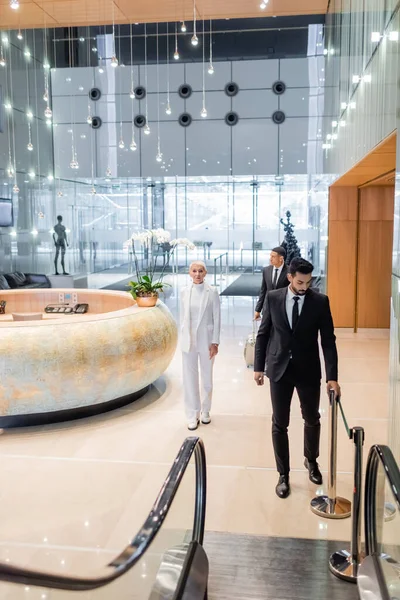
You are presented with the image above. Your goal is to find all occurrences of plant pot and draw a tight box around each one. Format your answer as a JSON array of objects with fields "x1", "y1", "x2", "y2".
[{"x1": 136, "y1": 293, "x2": 158, "y2": 308}]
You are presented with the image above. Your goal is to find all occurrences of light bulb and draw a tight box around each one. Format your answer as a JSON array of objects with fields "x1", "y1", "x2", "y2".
[
  {"x1": 43, "y1": 90, "x2": 49, "y2": 102},
  {"x1": 10, "y1": 0, "x2": 19, "y2": 9},
  {"x1": 79, "y1": 37, "x2": 85, "y2": 42},
  {"x1": 4, "y1": 102, "x2": 12, "y2": 110},
  {"x1": 86, "y1": 115, "x2": 92, "y2": 125},
  {"x1": 46, "y1": 119, "x2": 52, "y2": 126},
  {"x1": 17, "y1": 30, "x2": 23, "y2": 41},
  {"x1": 130, "y1": 139, "x2": 137, "y2": 151},
  {"x1": 24, "y1": 49, "x2": 31, "y2": 58},
  {"x1": 0, "y1": 57, "x2": 6, "y2": 68},
  {"x1": 144, "y1": 123, "x2": 151, "y2": 135},
  {"x1": 260, "y1": 1, "x2": 266, "y2": 8},
  {"x1": 47, "y1": 174, "x2": 54, "y2": 181},
  {"x1": 13, "y1": 184, "x2": 19, "y2": 193},
  {"x1": 70, "y1": 159, "x2": 79, "y2": 169},
  {"x1": 165, "y1": 103, "x2": 172, "y2": 115},
  {"x1": 129, "y1": 89, "x2": 135, "y2": 99},
  {"x1": 43, "y1": 62, "x2": 50, "y2": 70},
  {"x1": 7, "y1": 167, "x2": 14, "y2": 178},
  {"x1": 201, "y1": 107, "x2": 207, "y2": 118},
  {"x1": 181, "y1": 22, "x2": 187, "y2": 32},
  {"x1": 110, "y1": 55, "x2": 118, "y2": 68},
  {"x1": 208, "y1": 63, "x2": 214, "y2": 75},
  {"x1": 26, "y1": 110, "x2": 33, "y2": 119},
  {"x1": 174, "y1": 50, "x2": 179, "y2": 60},
  {"x1": 57, "y1": 190, "x2": 63, "y2": 197},
  {"x1": 28, "y1": 170, "x2": 35, "y2": 178},
  {"x1": 106, "y1": 167, "x2": 112, "y2": 177},
  {"x1": 118, "y1": 139, "x2": 125, "y2": 149},
  {"x1": 98, "y1": 67, "x2": 104, "y2": 74},
  {"x1": 156, "y1": 151, "x2": 163, "y2": 162},
  {"x1": 27, "y1": 142, "x2": 33, "y2": 151},
  {"x1": 191, "y1": 34, "x2": 199, "y2": 46},
  {"x1": 91, "y1": 186, "x2": 96, "y2": 195},
  {"x1": 44, "y1": 107, "x2": 52, "y2": 119},
  {"x1": 92, "y1": 47, "x2": 97, "y2": 53}
]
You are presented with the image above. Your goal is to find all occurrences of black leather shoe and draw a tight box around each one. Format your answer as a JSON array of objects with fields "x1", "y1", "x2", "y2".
[
  {"x1": 304, "y1": 458, "x2": 323, "y2": 485},
  {"x1": 275, "y1": 475, "x2": 290, "y2": 499}
]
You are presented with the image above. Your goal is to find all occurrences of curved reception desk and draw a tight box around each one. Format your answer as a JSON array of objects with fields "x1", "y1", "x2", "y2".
[{"x1": 0, "y1": 289, "x2": 178, "y2": 427}]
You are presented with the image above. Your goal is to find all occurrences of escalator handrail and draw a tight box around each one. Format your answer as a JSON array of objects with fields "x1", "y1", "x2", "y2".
[
  {"x1": 0, "y1": 436, "x2": 207, "y2": 592},
  {"x1": 364, "y1": 444, "x2": 400, "y2": 556}
]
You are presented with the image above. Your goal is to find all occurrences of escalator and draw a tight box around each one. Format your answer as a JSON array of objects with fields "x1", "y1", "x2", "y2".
[
  {"x1": 0, "y1": 437, "x2": 208, "y2": 599},
  {"x1": 358, "y1": 445, "x2": 400, "y2": 600}
]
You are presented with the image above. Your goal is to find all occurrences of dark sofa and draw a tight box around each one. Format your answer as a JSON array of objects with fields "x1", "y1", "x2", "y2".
[{"x1": 0, "y1": 272, "x2": 51, "y2": 290}]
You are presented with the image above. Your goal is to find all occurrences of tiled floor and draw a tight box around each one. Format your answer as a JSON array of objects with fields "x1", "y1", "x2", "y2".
[{"x1": 0, "y1": 275, "x2": 390, "y2": 597}]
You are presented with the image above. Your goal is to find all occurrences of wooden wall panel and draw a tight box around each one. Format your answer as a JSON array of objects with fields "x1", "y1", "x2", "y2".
[
  {"x1": 357, "y1": 187, "x2": 394, "y2": 329},
  {"x1": 327, "y1": 187, "x2": 358, "y2": 328}
]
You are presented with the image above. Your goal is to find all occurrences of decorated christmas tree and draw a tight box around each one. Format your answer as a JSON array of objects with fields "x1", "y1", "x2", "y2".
[{"x1": 280, "y1": 210, "x2": 301, "y2": 265}]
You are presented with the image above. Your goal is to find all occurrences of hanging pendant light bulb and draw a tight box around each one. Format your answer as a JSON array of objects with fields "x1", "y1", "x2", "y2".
[
  {"x1": 86, "y1": 115, "x2": 92, "y2": 125},
  {"x1": 17, "y1": 30, "x2": 23, "y2": 41},
  {"x1": 91, "y1": 186, "x2": 97, "y2": 195},
  {"x1": 156, "y1": 151, "x2": 163, "y2": 162},
  {"x1": 144, "y1": 123, "x2": 150, "y2": 135},
  {"x1": 208, "y1": 19, "x2": 214, "y2": 74},
  {"x1": 110, "y1": 55, "x2": 118, "y2": 68},
  {"x1": 118, "y1": 138, "x2": 125, "y2": 149},
  {"x1": 10, "y1": 0, "x2": 19, "y2": 9},
  {"x1": 130, "y1": 137, "x2": 137, "y2": 151},
  {"x1": 44, "y1": 106, "x2": 52, "y2": 119},
  {"x1": 174, "y1": 23, "x2": 180, "y2": 60},
  {"x1": 7, "y1": 166, "x2": 14, "y2": 178},
  {"x1": 106, "y1": 166, "x2": 112, "y2": 177},
  {"x1": 191, "y1": 0, "x2": 198, "y2": 46},
  {"x1": 27, "y1": 142, "x2": 33, "y2": 151},
  {"x1": 201, "y1": 107, "x2": 207, "y2": 118},
  {"x1": 43, "y1": 89, "x2": 49, "y2": 102},
  {"x1": 57, "y1": 190, "x2": 63, "y2": 197},
  {"x1": 181, "y1": 22, "x2": 187, "y2": 32},
  {"x1": 129, "y1": 88, "x2": 135, "y2": 99},
  {"x1": 166, "y1": 103, "x2": 172, "y2": 115},
  {"x1": 70, "y1": 159, "x2": 79, "y2": 169},
  {"x1": 13, "y1": 184, "x2": 19, "y2": 193}
]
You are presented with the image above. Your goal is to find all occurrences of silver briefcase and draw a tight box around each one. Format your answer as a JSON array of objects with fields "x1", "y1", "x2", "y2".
[{"x1": 244, "y1": 321, "x2": 258, "y2": 368}]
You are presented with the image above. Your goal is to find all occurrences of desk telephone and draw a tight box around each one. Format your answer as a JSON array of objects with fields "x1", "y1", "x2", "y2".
[{"x1": 45, "y1": 303, "x2": 89, "y2": 314}]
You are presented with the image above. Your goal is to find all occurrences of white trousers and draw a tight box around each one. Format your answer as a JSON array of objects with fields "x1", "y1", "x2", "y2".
[{"x1": 182, "y1": 348, "x2": 214, "y2": 422}]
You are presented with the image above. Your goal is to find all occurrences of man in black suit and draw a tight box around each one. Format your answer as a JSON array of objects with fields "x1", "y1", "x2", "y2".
[
  {"x1": 254, "y1": 246, "x2": 289, "y2": 321},
  {"x1": 254, "y1": 258, "x2": 340, "y2": 499}
]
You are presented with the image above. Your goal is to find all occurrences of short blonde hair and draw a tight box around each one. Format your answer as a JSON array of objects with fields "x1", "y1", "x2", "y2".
[{"x1": 189, "y1": 260, "x2": 207, "y2": 272}]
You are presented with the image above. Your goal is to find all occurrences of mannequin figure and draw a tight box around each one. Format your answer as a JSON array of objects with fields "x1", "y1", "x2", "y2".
[{"x1": 53, "y1": 215, "x2": 69, "y2": 275}]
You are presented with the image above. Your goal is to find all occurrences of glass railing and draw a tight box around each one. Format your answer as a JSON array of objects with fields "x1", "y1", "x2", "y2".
[
  {"x1": 0, "y1": 437, "x2": 208, "y2": 599},
  {"x1": 358, "y1": 444, "x2": 400, "y2": 600}
]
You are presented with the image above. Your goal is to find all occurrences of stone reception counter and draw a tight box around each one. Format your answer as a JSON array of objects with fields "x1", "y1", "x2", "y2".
[{"x1": 0, "y1": 288, "x2": 178, "y2": 427}]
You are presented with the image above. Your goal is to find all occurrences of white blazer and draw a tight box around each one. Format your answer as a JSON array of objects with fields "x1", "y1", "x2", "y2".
[{"x1": 180, "y1": 283, "x2": 221, "y2": 353}]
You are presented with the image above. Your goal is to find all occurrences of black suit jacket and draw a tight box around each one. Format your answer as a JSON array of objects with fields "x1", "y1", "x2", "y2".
[
  {"x1": 255, "y1": 264, "x2": 289, "y2": 313},
  {"x1": 254, "y1": 287, "x2": 338, "y2": 384}
]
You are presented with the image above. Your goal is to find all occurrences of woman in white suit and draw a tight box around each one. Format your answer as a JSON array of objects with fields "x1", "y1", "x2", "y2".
[{"x1": 180, "y1": 261, "x2": 221, "y2": 430}]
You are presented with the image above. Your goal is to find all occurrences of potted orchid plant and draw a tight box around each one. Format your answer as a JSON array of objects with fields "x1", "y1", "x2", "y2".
[{"x1": 127, "y1": 228, "x2": 195, "y2": 307}]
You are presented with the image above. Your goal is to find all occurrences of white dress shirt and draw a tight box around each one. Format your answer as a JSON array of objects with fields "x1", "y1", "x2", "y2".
[
  {"x1": 286, "y1": 286, "x2": 305, "y2": 328},
  {"x1": 190, "y1": 283, "x2": 205, "y2": 344},
  {"x1": 272, "y1": 262, "x2": 284, "y2": 288}
]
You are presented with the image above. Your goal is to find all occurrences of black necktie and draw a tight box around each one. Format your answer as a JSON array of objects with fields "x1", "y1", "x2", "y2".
[
  {"x1": 292, "y1": 296, "x2": 300, "y2": 330},
  {"x1": 273, "y1": 268, "x2": 279, "y2": 289}
]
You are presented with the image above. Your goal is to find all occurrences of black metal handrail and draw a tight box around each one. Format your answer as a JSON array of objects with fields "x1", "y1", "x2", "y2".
[
  {"x1": 364, "y1": 444, "x2": 400, "y2": 557},
  {"x1": 0, "y1": 436, "x2": 207, "y2": 592}
]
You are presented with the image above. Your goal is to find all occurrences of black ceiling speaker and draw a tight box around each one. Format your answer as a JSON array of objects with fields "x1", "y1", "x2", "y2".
[
  {"x1": 134, "y1": 86, "x2": 146, "y2": 100},
  {"x1": 178, "y1": 84, "x2": 192, "y2": 99},
  {"x1": 178, "y1": 113, "x2": 192, "y2": 127},
  {"x1": 225, "y1": 111, "x2": 239, "y2": 126},
  {"x1": 272, "y1": 81, "x2": 286, "y2": 95},
  {"x1": 134, "y1": 114, "x2": 146, "y2": 128},
  {"x1": 225, "y1": 82, "x2": 239, "y2": 97},
  {"x1": 91, "y1": 116, "x2": 102, "y2": 129},
  {"x1": 89, "y1": 87, "x2": 101, "y2": 101},
  {"x1": 272, "y1": 110, "x2": 286, "y2": 124}
]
